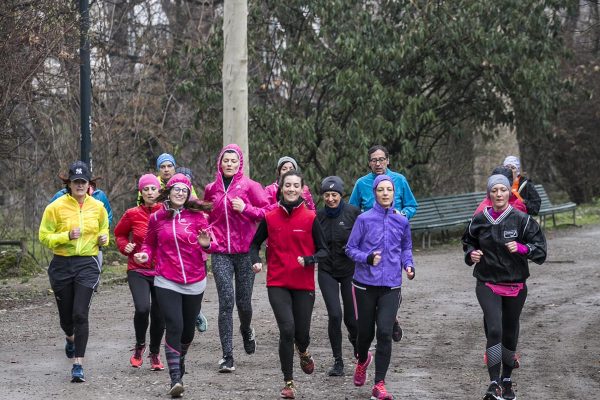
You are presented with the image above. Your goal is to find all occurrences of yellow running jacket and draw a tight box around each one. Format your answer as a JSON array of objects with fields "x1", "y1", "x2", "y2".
[{"x1": 39, "y1": 194, "x2": 109, "y2": 256}]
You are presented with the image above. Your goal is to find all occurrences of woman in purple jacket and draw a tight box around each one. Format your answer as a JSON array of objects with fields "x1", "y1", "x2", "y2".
[
  {"x1": 202, "y1": 144, "x2": 270, "y2": 372},
  {"x1": 134, "y1": 174, "x2": 213, "y2": 398},
  {"x1": 345, "y1": 175, "x2": 415, "y2": 400}
]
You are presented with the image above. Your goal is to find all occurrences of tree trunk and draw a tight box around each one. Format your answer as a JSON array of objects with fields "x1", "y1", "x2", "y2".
[{"x1": 223, "y1": 0, "x2": 248, "y2": 174}]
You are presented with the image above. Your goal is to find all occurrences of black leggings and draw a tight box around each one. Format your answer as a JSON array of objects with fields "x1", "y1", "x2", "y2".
[
  {"x1": 267, "y1": 287, "x2": 315, "y2": 381},
  {"x1": 127, "y1": 271, "x2": 165, "y2": 354},
  {"x1": 352, "y1": 282, "x2": 401, "y2": 383},
  {"x1": 476, "y1": 281, "x2": 527, "y2": 381},
  {"x1": 53, "y1": 283, "x2": 95, "y2": 358},
  {"x1": 155, "y1": 287, "x2": 203, "y2": 354},
  {"x1": 317, "y1": 270, "x2": 357, "y2": 359}
]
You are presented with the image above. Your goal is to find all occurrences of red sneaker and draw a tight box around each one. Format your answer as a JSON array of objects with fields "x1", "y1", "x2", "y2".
[
  {"x1": 149, "y1": 352, "x2": 164, "y2": 371},
  {"x1": 130, "y1": 344, "x2": 145, "y2": 368},
  {"x1": 372, "y1": 380, "x2": 394, "y2": 400},
  {"x1": 353, "y1": 351, "x2": 372, "y2": 386},
  {"x1": 298, "y1": 350, "x2": 314, "y2": 374},
  {"x1": 280, "y1": 380, "x2": 296, "y2": 399}
]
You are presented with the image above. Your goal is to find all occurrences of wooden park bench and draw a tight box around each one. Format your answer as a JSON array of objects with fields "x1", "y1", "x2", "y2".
[
  {"x1": 411, "y1": 192, "x2": 485, "y2": 248},
  {"x1": 410, "y1": 184, "x2": 577, "y2": 248},
  {"x1": 535, "y1": 184, "x2": 577, "y2": 227}
]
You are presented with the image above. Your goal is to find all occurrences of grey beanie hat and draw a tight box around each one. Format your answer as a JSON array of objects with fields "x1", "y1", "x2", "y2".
[
  {"x1": 277, "y1": 156, "x2": 299, "y2": 173},
  {"x1": 321, "y1": 176, "x2": 344, "y2": 195},
  {"x1": 487, "y1": 174, "x2": 511, "y2": 194}
]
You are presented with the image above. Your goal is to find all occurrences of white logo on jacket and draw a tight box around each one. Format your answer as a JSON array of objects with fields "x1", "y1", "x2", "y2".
[{"x1": 503, "y1": 230, "x2": 518, "y2": 239}]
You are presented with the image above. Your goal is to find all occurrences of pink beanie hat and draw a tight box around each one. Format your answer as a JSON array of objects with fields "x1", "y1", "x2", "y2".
[
  {"x1": 166, "y1": 173, "x2": 192, "y2": 191},
  {"x1": 138, "y1": 174, "x2": 161, "y2": 192}
]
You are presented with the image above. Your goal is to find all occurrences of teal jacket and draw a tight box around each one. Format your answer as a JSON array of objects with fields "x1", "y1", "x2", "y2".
[{"x1": 349, "y1": 169, "x2": 418, "y2": 219}]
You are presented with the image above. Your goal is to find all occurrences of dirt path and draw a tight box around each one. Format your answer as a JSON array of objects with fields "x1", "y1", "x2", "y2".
[{"x1": 1, "y1": 225, "x2": 599, "y2": 400}]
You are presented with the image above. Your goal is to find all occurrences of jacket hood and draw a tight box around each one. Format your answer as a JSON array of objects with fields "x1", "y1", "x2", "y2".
[
  {"x1": 372, "y1": 174, "x2": 395, "y2": 211},
  {"x1": 216, "y1": 143, "x2": 245, "y2": 183}
]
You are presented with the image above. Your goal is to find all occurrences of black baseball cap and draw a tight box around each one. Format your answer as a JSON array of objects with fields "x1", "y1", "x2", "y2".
[{"x1": 68, "y1": 161, "x2": 91, "y2": 182}]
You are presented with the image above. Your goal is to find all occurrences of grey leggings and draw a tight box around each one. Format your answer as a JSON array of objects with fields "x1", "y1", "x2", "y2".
[{"x1": 211, "y1": 253, "x2": 255, "y2": 358}]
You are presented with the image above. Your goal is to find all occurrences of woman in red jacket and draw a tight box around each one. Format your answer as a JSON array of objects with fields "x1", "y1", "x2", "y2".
[
  {"x1": 114, "y1": 174, "x2": 165, "y2": 371},
  {"x1": 250, "y1": 170, "x2": 328, "y2": 399}
]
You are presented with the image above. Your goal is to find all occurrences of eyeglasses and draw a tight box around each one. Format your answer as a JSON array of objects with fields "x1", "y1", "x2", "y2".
[
  {"x1": 171, "y1": 187, "x2": 189, "y2": 194},
  {"x1": 369, "y1": 157, "x2": 388, "y2": 164}
]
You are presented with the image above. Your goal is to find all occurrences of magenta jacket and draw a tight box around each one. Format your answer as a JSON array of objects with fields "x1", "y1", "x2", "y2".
[
  {"x1": 141, "y1": 205, "x2": 211, "y2": 285},
  {"x1": 204, "y1": 144, "x2": 270, "y2": 254},
  {"x1": 264, "y1": 181, "x2": 316, "y2": 212}
]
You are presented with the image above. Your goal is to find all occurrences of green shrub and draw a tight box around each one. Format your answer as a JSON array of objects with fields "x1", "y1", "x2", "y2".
[{"x1": 0, "y1": 249, "x2": 43, "y2": 279}]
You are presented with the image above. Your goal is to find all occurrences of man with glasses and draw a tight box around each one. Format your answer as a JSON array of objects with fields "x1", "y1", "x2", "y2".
[
  {"x1": 349, "y1": 145, "x2": 418, "y2": 218},
  {"x1": 349, "y1": 145, "x2": 418, "y2": 343}
]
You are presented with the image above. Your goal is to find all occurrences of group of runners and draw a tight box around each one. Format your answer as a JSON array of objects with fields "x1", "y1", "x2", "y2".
[{"x1": 38, "y1": 145, "x2": 546, "y2": 400}]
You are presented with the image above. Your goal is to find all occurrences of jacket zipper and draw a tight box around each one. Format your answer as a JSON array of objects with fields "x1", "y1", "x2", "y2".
[
  {"x1": 76, "y1": 197, "x2": 84, "y2": 254},
  {"x1": 172, "y1": 217, "x2": 187, "y2": 284},
  {"x1": 381, "y1": 208, "x2": 388, "y2": 286}
]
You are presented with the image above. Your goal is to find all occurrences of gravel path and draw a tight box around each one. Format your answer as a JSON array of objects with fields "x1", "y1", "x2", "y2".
[{"x1": 0, "y1": 224, "x2": 598, "y2": 399}]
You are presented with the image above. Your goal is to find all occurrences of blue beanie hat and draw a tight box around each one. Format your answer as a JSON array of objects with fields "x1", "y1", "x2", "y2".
[{"x1": 156, "y1": 153, "x2": 176, "y2": 170}]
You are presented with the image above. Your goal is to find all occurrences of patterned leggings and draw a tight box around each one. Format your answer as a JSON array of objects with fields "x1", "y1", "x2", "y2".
[{"x1": 211, "y1": 253, "x2": 256, "y2": 358}]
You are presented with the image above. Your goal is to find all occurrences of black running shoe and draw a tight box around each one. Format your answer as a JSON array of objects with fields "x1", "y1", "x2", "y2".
[
  {"x1": 327, "y1": 358, "x2": 344, "y2": 377},
  {"x1": 218, "y1": 355, "x2": 235, "y2": 373},
  {"x1": 392, "y1": 319, "x2": 403, "y2": 342},
  {"x1": 483, "y1": 381, "x2": 502, "y2": 400},
  {"x1": 65, "y1": 338, "x2": 75, "y2": 359},
  {"x1": 241, "y1": 327, "x2": 256, "y2": 355},
  {"x1": 501, "y1": 379, "x2": 516, "y2": 400}
]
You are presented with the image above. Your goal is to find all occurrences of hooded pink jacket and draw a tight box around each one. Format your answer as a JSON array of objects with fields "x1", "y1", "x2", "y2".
[
  {"x1": 204, "y1": 144, "x2": 270, "y2": 254},
  {"x1": 141, "y1": 205, "x2": 211, "y2": 285}
]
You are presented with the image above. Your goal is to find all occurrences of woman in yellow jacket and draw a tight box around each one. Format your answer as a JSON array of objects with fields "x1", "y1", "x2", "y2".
[{"x1": 39, "y1": 161, "x2": 109, "y2": 383}]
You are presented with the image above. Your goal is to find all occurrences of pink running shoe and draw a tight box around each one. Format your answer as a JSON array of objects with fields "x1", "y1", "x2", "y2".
[
  {"x1": 371, "y1": 380, "x2": 394, "y2": 400},
  {"x1": 149, "y1": 352, "x2": 164, "y2": 371},
  {"x1": 280, "y1": 380, "x2": 296, "y2": 399},
  {"x1": 130, "y1": 344, "x2": 146, "y2": 368},
  {"x1": 353, "y1": 351, "x2": 372, "y2": 386}
]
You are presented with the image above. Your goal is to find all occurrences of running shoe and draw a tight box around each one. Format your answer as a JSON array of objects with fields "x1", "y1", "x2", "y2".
[
  {"x1": 241, "y1": 327, "x2": 256, "y2": 354},
  {"x1": 353, "y1": 351, "x2": 372, "y2": 386},
  {"x1": 130, "y1": 344, "x2": 146, "y2": 368},
  {"x1": 501, "y1": 378, "x2": 516, "y2": 400},
  {"x1": 65, "y1": 338, "x2": 75, "y2": 359},
  {"x1": 218, "y1": 355, "x2": 235, "y2": 373},
  {"x1": 371, "y1": 380, "x2": 394, "y2": 400},
  {"x1": 298, "y1": 349, "x2": 314, "y2": 374},
  {"x1": 392, "y1": 319, "x2": 403, "y2": 342},
  {"x1": 483, "y1": 381, "x2": 502, "y2": 400},
  {"x1": 168, "y1": 380, "x2": 184, "y2": 398},
  {"x1": 149, "y1": 352, "x2": 164, "y2": 371},
  {"x1": 71, "y1": 363, "x2": 85, "y2": 383},
  {"x1": 196, "y1": 312, "x2": 208, "y2": 333},
  {"x1": 280, "y1": 380, "x2": 296, "y2": 399},
  {"x1": 327, "y1": 358, "x2": 344, "y2": 376}
]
